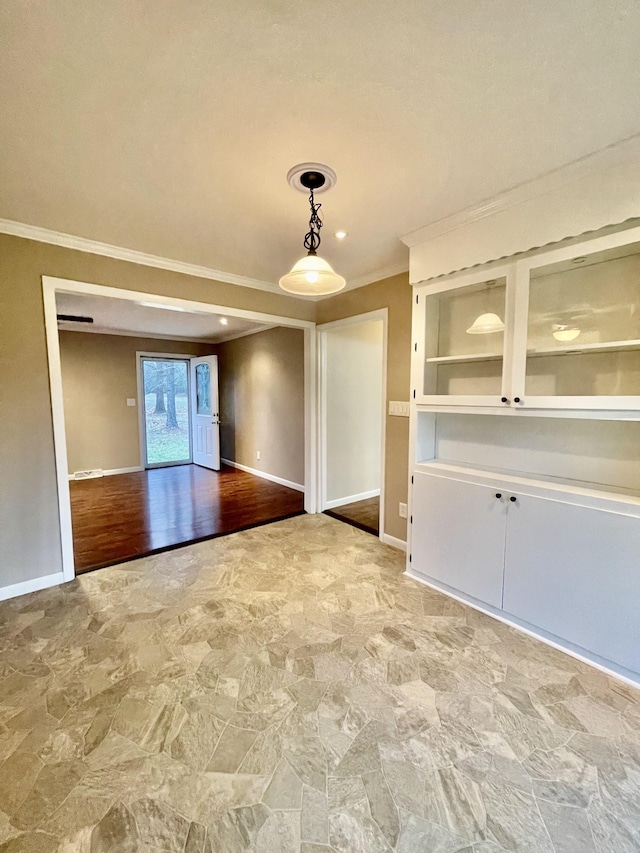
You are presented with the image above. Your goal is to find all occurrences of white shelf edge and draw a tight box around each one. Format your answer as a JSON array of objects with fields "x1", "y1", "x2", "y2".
[
  {"x1": 527, "y1": 338, "x2": 640, "y2": 357},
  {"x1": 412, "y1": 403, "x2": 640, "y2": 420},
  {"x1": 413, "y1": 459, "x2": 640, "y2": 508},
  {"x1": 425, "y1": 352, "x2": 503, "y2": 364}
]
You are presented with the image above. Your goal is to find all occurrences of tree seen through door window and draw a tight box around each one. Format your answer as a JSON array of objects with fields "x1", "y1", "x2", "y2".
[{"x1": 142, "y1": 359, "x2": 190, "y2": 465}]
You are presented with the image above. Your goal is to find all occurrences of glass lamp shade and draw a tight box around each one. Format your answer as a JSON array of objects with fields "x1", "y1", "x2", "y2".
[
  {"x1": 279, "y1": 254, "x2": 346, "y2": 296},
  {"x1": 552, "y1": 325, "x2": 581, "y2": 342},
  {"x1": 466, "y1": 312, "x2": 505, "y2": 334}
]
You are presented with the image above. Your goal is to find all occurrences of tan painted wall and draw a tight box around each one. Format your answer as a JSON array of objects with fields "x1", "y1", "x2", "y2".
[
  {"x1": 59, "y1": 331, "x2": 217, "y2": 474},
  {"x1": 0, "y1": 231, "x2": 409, "y2": 588},
  {"x1": 218, "y1": 327, "x2": 305, "y2": 486},
  {"x1": 0, "y1": 233, "x2": 313, "y2": 587},
  {"x1": 316, "y1": 273, "x2": 413, "y2": 542}
]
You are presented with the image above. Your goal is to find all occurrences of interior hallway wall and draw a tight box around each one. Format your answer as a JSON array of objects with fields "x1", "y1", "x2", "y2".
[
  {"x1": 316, "y1": 272, "x2": 412, "y2": 542},
  {"x1": 325, "y1": 320, "x2": 383, "y2": 505},
  {"x1": 59, "y1": 331, "x2": 217, "y2": 474},
  {"x1": 218, "y1": 327, "x2": 304, "y2": 487},
  {"x1": 0, "y1": 233, "x2": 314, "y2": 589}
]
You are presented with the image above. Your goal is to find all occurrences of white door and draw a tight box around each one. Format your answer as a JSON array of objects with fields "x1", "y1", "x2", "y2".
[
  {"x1": 411, "y1": 471, "x2": 508, "y2": 608},
  {"x1": 190, "y1": 356, "x2": 220, "y2": 470}
]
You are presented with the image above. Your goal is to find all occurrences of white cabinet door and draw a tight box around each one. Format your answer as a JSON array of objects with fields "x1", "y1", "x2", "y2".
[
  {"x1": 503, "y1": 495, "x2": 640, "y2": 674},
  {"x1": 411, "y1": 472, "x2": 508, "y2": 608}
]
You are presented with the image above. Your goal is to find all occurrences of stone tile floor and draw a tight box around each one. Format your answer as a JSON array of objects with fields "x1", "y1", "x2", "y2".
[{"x1": 1, "y1": 515, "x2": 640, "y2": 852}]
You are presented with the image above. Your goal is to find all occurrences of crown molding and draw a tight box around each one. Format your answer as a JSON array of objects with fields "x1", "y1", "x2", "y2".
[
  {"x1": 311, "y1": 260, "x2": 409, "y2": 300},
  {"x1": 344, "y1": 260, "x2": 410, "y2": 291},
  {"x1": 401, "y1": 132, "x2": 640, "y2": 249},
  {"x1": 0, "y1": 217, "x2": 410, "y2": 301},
  {"x1": 0, "y1": 219, "x2": 283, "y2": 295}
]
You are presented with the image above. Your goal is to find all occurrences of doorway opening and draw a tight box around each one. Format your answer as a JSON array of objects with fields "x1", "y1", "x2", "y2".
[
  {"x1": 44, "y1": 276, "x2": 316, "y2": 582},
  {"x1": 140, "y1": 356, "x2": 193, "y2": 467},
  {"x1": 317, "y1": 309, "x2": 387, "y2": 541}
]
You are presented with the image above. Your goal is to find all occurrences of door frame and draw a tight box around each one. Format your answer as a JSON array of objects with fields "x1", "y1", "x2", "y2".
[
  {"x1": 136, "y1": 352, "x2": 195, "y2": 469},
  {"x1": 43, "y1": 275, "x2": 317, "y2": 582},
  {"x1": 316, "y1": 308, "x2": 388, "y2": 545}
]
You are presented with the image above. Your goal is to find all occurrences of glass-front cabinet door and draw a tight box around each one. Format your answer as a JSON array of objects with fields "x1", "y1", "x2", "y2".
[
  {"x1": 513, "y1": 233, "x2": 640, "y2": 411},
  {"x1": 416, "y1": 266, "x2": 514, "y2": 407}
]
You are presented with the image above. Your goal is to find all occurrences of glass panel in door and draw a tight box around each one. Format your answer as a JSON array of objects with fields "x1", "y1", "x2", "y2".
[
  {"x1": 525, "y1": 242, "x2": 640, "y2": 398},
  {"x1": 142, "y1": 358, "x2": 191, "y2": 466},
  {"x1": 195, "y1": 362, "x2": 211, "y2": 415},
  {"x1": 423, "y1": 276, "x2": 507, "y2": 397}
]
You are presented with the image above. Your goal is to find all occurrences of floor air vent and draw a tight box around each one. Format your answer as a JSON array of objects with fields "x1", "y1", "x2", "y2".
[{"x1": 73, "y1": 469, "x2": 104, "y2": 480}]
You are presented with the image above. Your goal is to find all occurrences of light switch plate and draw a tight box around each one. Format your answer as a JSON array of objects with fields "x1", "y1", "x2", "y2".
[
  {"x1": 126, "y1": 398, "x2": 136, "y2": 407},
  {"x1": 389, "y1": 401, "x2": 410, "y2": 417}
]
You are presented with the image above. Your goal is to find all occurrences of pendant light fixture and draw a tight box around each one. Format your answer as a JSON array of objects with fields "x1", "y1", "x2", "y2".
[
  {"x1": 466, "y1": 279, "x2": 505, "y2": 334},
  {"x1": 279, "y1": 164, "x2": 346, "y2": 296},
  {"x1": 552, "y1": 324, "x2": 581, "y2": 342},
  {"x1": 466, "y1": 313, "x2": 505, "y2": 334}
]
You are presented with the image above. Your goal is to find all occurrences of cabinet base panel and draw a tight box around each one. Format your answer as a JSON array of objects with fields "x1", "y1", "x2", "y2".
[{"x1": 405, "y1": 569, "x2": 640, "y2": 690}]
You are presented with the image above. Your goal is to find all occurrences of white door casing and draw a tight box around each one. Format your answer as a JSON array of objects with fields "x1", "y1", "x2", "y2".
[
  {"x1": 41, "y1": 275, "x2": 316, "y2": 595},
  {"x1": 191, "y1": 355, "x2": 220, "y2": 470}
]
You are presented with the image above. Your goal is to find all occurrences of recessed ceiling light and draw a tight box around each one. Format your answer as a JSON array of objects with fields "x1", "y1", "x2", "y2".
[
  {"x1": 220, "y1": 317, "x2": 228, "y2": 325},
  {"x1": 335, "y1": 230, "x2": 348, "y2": 240}
]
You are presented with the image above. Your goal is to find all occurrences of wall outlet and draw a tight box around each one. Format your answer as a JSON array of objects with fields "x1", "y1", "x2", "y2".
[
  {"x1": 399, "y1": 502, "x2": 408, "y2": 518},
  {"x1": 126, "y1": 398, "x2": 136, "y2": 407},
  {"x1": 256, "y1": 450, "x2": 261, "y2": 461}
]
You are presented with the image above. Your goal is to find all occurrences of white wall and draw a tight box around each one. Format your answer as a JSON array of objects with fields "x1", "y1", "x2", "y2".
[
  {"x1": 325, "y1": 320, "x2": 384, "y2": 506},
  {"x1": 433, "y1": 414, "x2": 640, "y2": 493}
]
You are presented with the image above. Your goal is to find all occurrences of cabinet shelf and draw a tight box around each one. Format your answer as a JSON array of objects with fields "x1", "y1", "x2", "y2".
[
  {"x1": 526, "y1": 339, "x2": 640, "y2": 358},
  {"x1": 425, "y1": 352, "x2": 502, "y2": 364},
  {"x1": 426, "y1": 340, "x2": 640, "y2": 366}
]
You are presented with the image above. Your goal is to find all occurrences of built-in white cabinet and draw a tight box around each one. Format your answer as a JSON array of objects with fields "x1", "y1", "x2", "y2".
[
  {"x1": 410, "y1": 462, "x2": 640, "y2": 677},
  {"x1": 413, "y1": 224, "x2": 640, "y2": 415},
  {"x1": 513, "y1": 232, "x2": 640, "y2": 412},
  {"x1": 408, "y1": 221, "x2": 640, "y2": 682},
  {"x1": 417, "y1": 268, "x2": 513, "y2": 408},
  {"x1": 411, "y1": 471, "x2": 506, "y2": 608}
]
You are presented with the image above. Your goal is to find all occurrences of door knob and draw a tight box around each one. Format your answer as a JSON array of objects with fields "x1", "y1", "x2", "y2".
[
  {"x1": 510, "y1": 496, "x2": 517, "y2": 502},
  {"x1": 514, "y1": 397, "x2": 522, "y2": 403},
  {"x1": 495, "y1": 493, "x2": 502, "y2": 499},
  {"x1": 501, "y1": 397, "x2": 509, "y2": 403}
]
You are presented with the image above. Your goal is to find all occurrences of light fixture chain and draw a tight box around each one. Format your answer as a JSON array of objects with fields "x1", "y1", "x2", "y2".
[{"x1": 303, "y1": 188, "x2": 323, "y2": 255}]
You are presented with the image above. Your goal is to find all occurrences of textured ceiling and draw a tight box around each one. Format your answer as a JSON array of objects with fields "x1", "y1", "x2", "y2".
[{"x1": 2, "y1": 1, "x2": 640, "y2": 290}]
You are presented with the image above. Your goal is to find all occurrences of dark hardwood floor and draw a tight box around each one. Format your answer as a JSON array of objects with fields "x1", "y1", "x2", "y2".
[
  {"x1": 70, "y1": 464, "x2": 305, "y2": 573},
  {"x1": 324, "y1": 496, "x2": 379, "y2": 536}
]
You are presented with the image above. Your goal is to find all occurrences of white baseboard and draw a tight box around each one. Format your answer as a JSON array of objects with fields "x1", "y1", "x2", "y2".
[
  {"x1": 68, "y1": 466, "x2": 143, "y2": 480},
  {"x1": 324, "y1": 489, "x2": 380, "y2": 510},
  {"x1": 0, "y1": 571, "x2": 67, "y2": 602},
  {"x1": 381, "y1": 533, "x2": 407, "y2": 552},
  {"x1": 221, "y1": 458, "x2": 304, "y2": 493},
  {"x1": 405, "y1": 569, "x2": 640, "y2": 690}
]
